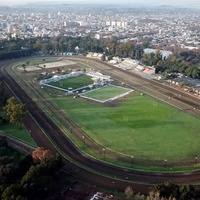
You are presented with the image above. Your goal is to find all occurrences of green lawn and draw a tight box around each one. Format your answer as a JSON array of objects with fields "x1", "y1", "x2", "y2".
[
  {"x1": 81, "y1": 85, "x2": 132, "y2": 101},
  {"x1": 0, "y1": 122, "x2": 37, "y2": 147},
  {"x1": 48, "y1": 74, "x2": 93, "y2": 90},
  {"x1": 52, "y1": 92, "x2": 200, "y2": 161}
]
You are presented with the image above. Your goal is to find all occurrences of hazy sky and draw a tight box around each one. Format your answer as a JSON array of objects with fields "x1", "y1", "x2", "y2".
[{"x1": 0, "y1": 0, "x2": 199, "y2": 7}]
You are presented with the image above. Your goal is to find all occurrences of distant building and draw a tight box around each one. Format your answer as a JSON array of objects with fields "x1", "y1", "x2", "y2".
[
  {"x1": 106, "y1": 21, "x2": 111, "y2": 26},
  {"x1": 116, "y1": 21, "x2": 122, "y2": 27},
  {"x1": 23, "y1": 24, "x2": 28, "y2": 32},
  {"x1": 108, "y1": 26, "x2": 113, "y2": 32},
  {"x1": 64, "y1": 21, "x2": 78, "y2": 27},
  {"x1": 121, "y1": 21, "x2": 128, "y2": 27},
  {"x1": 1, "y1": 22, "x2": 6, "y2": 30},
  {"x1": 79, "y1": 21, "x2": 89, "y2": 27},
  {"x1": 6, "y1": 25, "x2": 13, "y2": 34},
  {"x1": 95, "y1": 33, "x2": 101, "y2": 40},
  {"x1": 111, "y1": 21, "x2": 116, "y2": 27},
  {"x1": 144, "y1": 48, "x2": 173, "y2": 60}
]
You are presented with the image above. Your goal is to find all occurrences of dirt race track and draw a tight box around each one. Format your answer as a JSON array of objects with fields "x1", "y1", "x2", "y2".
[{"x1": 2, "y1": 56, "x2": 200, "y2": 195}]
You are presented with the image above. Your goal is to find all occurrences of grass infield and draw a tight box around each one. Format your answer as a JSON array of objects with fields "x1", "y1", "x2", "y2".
[
  {"x1": 53, "y1": 92, "x2": 200, "y2": 161},
  {"x1": 11, "y1": 57, "x2": 200, "y2": 163},
  {"x1": 81, "y1": 85, "x2": 132, "y2": 102},
  {"x1": 48, "y1": 74, "x2": 93, "y2": 90}
]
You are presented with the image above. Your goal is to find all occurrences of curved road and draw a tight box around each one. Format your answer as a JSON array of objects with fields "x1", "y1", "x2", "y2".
[{"x1": 1, "y1": 57, "x2": 200, "y2": 194}]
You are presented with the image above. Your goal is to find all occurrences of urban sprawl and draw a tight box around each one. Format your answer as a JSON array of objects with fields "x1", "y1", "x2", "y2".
[{"x1": 0, "y1": 4, "x2": 200, "y2": 50}]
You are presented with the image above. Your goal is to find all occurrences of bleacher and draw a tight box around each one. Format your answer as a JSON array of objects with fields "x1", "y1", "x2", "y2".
[{"x1": 86, "y1": 52, "x2": 103, "y2": 60}]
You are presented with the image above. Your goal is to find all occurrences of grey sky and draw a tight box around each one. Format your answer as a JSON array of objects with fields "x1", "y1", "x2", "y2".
[{"x1": 0, "y1": 0, "x2": 199, "y2": 7}]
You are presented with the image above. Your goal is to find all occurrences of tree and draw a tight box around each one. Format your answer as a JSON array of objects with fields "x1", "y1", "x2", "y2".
[
  {"x1": 4, "y1": 97, "x2": 27, "y2": 128},
  {"x1": 0, "y1": 136, "x2": 7, "y2": 148},
  {"x1": 185, "y1": 66, "x2": 194, "y2": 77},
  {"x1": 32, "y1": 147, "x2": 52, "y2": 164},
  {"x1": 21, "y1": 64, "x2": 26, "y2": 71},
  {"x1": 151, "y1": 182, "x2": 180, "y2": 199},
  {"x1": 191, "y1": 68, "x2": 200, "y2": 79},
  {"x1": 0, "y1": 77, "x2": 8, "y2": 110},
  {"x1": 19, "y1": 150, "x2": 63, "y2": 199},
  {"x1": 0, "y1": 136, "x2": 8, "y2": 156},
  {"x1": 154, "y1": 50, "x2": 162, "y2": 65},
  {"x1": 0, "y1": 156, "x2": 14, "y2": 195},
  {"x1": 51, "y1": 40, "x2": 59, "y2": 52},
  {"x1": 0, "y1": 144, "x2": 64, "y2": 200},
  {"x1": 124, "y1": 186, "x2": 134, "y2": 199},
  {"x1": 1, "y1": 184, "x2": 27, "y2": 200},
  {"x1": 179, "y1": 185, "x2": 195, "y2": 200}
]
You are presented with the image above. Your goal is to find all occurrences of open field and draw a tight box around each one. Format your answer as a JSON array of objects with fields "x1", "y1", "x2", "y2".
[
  {"x1": 0, "y1": 111, "x2": 36, "y2": 146},
  {"x1": 7, "y1": 51, "x2": 200, "y2": 194},
  {"x1": 48, "y1": 74, "x2": 93, "y2": 90},
  {"x1": 17, "y1": 58, "x2": 76, "y2": 72},
  {"x1": 0, "y1": 123, "x2": 37, "y2": 147},
  {"x1": 52, "y1": 92, "x2": 200, "y2": 161},
  {"x1": 17, "y1": 57, "x2": 59, "y2": 67},
  {"x1": 81, "y1": 85, "x2": 133, "y2": 102},
  {"x1": 12, "y1": 57, "x2": 200, "y2": 162}
]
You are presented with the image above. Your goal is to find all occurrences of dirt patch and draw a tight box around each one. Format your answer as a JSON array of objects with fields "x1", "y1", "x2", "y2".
[
  {"x1": 103, "y1": 100, "x2": 121, "y2": 107},
  {"x1": 25, "y1": 60, "x2": 76, "y2": 72},
  {"x1": 103, "y1": 94, "x2": 131, "y2": 108}
]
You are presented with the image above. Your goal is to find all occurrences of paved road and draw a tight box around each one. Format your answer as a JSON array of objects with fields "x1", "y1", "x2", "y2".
[{"x1": 1, "y1": 57, "x2": 200, "y2": 194}]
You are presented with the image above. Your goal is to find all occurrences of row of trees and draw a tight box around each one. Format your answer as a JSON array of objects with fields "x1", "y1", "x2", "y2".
[
  {"x1": 141, "y1": 51, "x2": 200, "y2": 79},
  {"x1": 124, "y1": 182, "x2": 195, "y2": 200},
  {"x1": 179, "y1": 50, "x2": 200, "y2": 64},
  {"x1": 0, "y1": 137, "x2": 63, "y2": 200},
  {"x1": 0, "y1": 77, "x2": 66, "y2": 199},
  {"x1": 0, "y1": 36, "x2": 147, "y2": 60},
  {"x1": 1, "y1": 36, "x2": 200, "y2": 79}
]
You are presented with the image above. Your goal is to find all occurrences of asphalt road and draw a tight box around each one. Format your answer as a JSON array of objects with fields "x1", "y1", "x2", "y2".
[{"x1": 1, "y1": 57, "x2": 200, "y2": 194}]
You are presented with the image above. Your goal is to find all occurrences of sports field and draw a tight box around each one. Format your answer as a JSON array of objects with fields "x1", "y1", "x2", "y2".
[
  {"x1": 53, "y1": 92, "x2": 200, "y2": 161},
  {"x1": 48, "y1": 74, "x2": 93, "y2": 90},
  {"x1": 81, "y1": 85, "x2": 133, "y2": 102}
]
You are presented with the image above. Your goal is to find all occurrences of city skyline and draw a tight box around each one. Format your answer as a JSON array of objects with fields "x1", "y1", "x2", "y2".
[{"x1": 0, "y1": 0, "x2": 200, "y2": 8}]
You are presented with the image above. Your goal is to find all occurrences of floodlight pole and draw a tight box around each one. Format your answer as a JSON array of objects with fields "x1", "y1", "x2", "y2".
[
  {"x1": 131, "y1": 156, "x2": 134, "y2": 165},
  {"x1": 82, "y1": 135, "x2": 85, "y2": 146},
  {"x1": 103, "y1": 148, "x2": 106, "y2": 157}
]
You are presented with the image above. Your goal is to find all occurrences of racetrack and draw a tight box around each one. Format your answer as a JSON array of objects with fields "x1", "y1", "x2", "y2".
[{"x1": 1, "y1": 57, "x2": 200, "y2": 194}]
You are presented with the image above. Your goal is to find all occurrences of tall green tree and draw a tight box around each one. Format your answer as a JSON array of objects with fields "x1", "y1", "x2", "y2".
[{"x1": 4, "y1": 97, "x2": 27, "y2": 128}]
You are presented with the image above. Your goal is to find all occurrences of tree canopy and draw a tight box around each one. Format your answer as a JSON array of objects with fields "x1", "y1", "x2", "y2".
[
  {"x1": 0, "y1": 137, "x2": 64, "y2": 200},
  {"x1": 4, "y1": 97, "x2": 27, "y2": 128}
]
